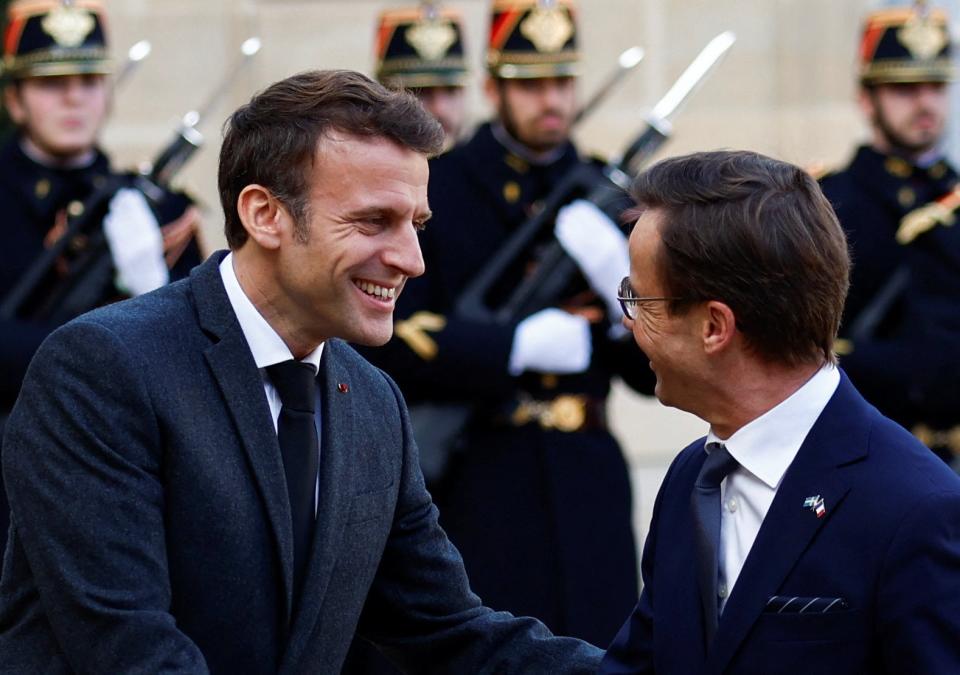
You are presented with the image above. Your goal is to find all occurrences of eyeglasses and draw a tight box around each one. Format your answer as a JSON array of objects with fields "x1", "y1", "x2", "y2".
[{"x1": 617, "y1": 276, "x2": 686, "y2": 320}]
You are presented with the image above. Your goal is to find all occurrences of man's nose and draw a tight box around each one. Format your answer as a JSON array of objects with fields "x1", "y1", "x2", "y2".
[
  {"x1": 385, "y1": 224, "x2": 426, "y2": 279},
  {"x1": 62, "y1": 77, "x2": 87, "y2": 103},
  {"x1": 540, "y1": 83, "x2": 565, "y2": 107},
  {"x1": 916, "y1": 83, "x2": 945, "y2": 106}
]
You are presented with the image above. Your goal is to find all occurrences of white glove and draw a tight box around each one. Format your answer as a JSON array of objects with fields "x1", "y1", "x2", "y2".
[
  {"x1": 555, "y1": 199, "x2": 629, "y2": 320},
  {"x1": 103, "y1": 187, "x2": 169, "y2": 296},
  {"x1": 508, "y1": 308, "x2": 591, "y2": 375}
]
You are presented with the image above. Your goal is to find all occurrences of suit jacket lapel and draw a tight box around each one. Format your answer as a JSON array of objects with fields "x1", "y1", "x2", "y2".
[
  {"x1": 192, "y1": 253, "x2": 296, "y2": 621},
  {"x1": 710, "y1": 374, "x2": 873, "y2": 672}
]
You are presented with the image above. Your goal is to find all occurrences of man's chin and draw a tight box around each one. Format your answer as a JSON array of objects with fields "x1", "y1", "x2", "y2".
[
  {"x1": 888, "y1": 131, "x2": 941, "y2": 157},
  {"x1": 350, "y1": 326, "x2": 394, "y2": 348}
]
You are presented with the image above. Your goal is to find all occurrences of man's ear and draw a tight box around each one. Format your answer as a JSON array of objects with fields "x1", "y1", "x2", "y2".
[
  {"x1": 857, "y1": 85, "x2": 875, "y2": 121},
  {"x1": 483, "y1": 76, "x2": 501, "y2": 109},
  {"x1": 237, "y1": 184, "x2": 286, "y2": 250},
  {"x1": 4, "y1": 84, "x2": 25, "y2": 126},
  {"x1": 702, "y1": 300, "x2": 736, "y2": 354}
]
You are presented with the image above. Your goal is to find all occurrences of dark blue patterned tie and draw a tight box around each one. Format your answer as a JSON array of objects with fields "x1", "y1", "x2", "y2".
[
  {"x1": 691, "y1": 442, "x2": 739, "y2": 645},
  {"x1": 266, "y1": 360, "x2": 319, "y2": 604}
]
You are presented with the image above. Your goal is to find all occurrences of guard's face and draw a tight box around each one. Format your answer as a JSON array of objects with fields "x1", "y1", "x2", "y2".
[
  {"x1": 489, "y1": 76, "x2": 576, "y2": 153},
  {"x1": 274, "y1": 133, "x2": 429, "y2": 348},
  {"x1": 415, "y1": 86, "x2": 467, "y2": 147},
  {"x1": 864, "y1": 82, "x2": 948, "y2": 156},
  {"x1": 4, "y1": 74, "x2": 109, "y2": 160},
  {"x1": 625, "y1": 209, "x2": 705, "y2": 412}
]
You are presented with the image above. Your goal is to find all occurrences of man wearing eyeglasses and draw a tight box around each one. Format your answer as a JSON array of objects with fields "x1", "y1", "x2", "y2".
[{"x1": 602, "y1": 150, "x2": 960, "y2": 674}]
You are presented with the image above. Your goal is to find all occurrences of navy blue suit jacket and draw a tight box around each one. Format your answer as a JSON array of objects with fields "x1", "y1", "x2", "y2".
[
  {"x1": 0, "y1": 252, "x2": 601, "y2": 674},
  {"x1": 602, "y1": 373, "x2": 960, "y2": 674}
]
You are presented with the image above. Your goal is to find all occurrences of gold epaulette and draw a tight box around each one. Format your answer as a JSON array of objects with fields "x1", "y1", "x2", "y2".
[
  {"x1": 394, "y1": 311, "x2": 446, "y2": 361},
  {"x1": 897, "y1": 184, "x2": 960, "y2": 244},
  {"x1": 912, "y1": 423, "x2": 960, "y2": 455},
  {"x1": 833, "y1": 338, "x2": 854, "y2": 356}
]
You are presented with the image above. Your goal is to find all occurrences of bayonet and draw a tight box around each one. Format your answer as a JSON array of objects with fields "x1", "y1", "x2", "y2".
[
  {"x1": 620, "y1": 31, "x2": 736, "y2": 172},
  {"x1": 574, "y1": 46, "x2": 645, "y2": 126},
  {"x1": 114, "y1": 40, "x2": 151, "y2": 89}
]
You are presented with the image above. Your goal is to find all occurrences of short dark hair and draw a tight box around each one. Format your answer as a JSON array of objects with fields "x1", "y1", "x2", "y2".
[
  {"x1": 218, "y1": 69, "x2": 444, "y2": 248},
  {"x1": 629, "y1": 150, "x2": 850, "y2": 367}
]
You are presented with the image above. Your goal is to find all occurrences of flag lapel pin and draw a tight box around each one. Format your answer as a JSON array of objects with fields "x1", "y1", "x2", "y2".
[{"x1": 803, "y1": 495, "x2": 826, "y2": 518}]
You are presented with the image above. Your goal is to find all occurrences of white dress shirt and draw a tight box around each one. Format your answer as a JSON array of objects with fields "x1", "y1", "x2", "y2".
[
  {"x1": 705, "y1": 365, "x2": 840, "y2": 610},
  {"x1": 220, "y1": 253, "x2": 324, "y2": 510}
]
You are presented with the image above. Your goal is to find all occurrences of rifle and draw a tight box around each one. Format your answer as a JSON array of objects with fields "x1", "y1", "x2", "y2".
[
  {"x1": 456, "y1": 31, "x2": 736, "y2": 324},
  {"x1": 0, "y1": 37, "x2": 262, "y2": 324}
]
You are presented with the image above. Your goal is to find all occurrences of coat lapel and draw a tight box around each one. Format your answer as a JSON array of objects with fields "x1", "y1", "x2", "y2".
[
  {"x1": 710, "y1": 374, "x2": 874, "y2": 673},
  {"x1": 192, "y1": 253, "x2": 296, "y2": 621}
]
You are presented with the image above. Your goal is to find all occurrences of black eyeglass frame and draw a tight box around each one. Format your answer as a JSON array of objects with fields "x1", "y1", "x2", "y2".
[{"x1": 617, "y1": 276, "x2": 689, "y2": 320}]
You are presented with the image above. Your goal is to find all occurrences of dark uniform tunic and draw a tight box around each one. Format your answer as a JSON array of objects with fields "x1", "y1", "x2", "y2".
[
  {"x1": 0, "y1": 133, "x2": 202, "y2": 554},
  {"x1": 359, "y1": 122, "x2": 654, "y2": 648},
  {"x1": 820, "y1": 145, "x2": 960, "y2": 465}
]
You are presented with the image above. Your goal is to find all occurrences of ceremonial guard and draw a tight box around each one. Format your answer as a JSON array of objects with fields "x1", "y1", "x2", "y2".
[
  {"x1": 374, "y1": 2, "x2": 470, "y2": 148},
  {"x1": 820, "y1": 2, "x2": 960, "y2": 470},
  {"x1": 0, "y1": 0, "x2": 203, "y2": 549},
  {"x1": 360, "y1": 0, "x2": 653, "y2": 648}
]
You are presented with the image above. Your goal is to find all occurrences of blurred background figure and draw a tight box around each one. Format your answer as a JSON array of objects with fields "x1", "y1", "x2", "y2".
[
  {"x1": 374, "y1": 1, "x2": 470, "y2": 149},
  {"x1": 0, "y1": 0, "x2": 203, "y2": 554},
  {"x1": 820, "y1": 0, "x2": 960, "y2": 472},
  {"x1": 356, "y1": 0, "x2": 655, "y2": 653}
]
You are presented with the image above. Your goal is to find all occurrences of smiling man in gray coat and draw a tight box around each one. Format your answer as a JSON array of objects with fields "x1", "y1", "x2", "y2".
[{"x1": 0, "y1": 69, "x2": 602, "y2": 674}]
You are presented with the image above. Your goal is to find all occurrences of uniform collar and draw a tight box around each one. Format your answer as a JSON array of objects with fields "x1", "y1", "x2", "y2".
[
  {"x1": 855, "y1": 144, "x2": 952, "y2": 180},
  {"x1": 490, "y1": 121, "x2": 570, "y2": 166},
  {"x1": 9, "y1": 133, "x2": 111, "y2": 174}
]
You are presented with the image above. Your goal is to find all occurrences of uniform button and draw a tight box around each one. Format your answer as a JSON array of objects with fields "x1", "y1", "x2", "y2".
[
  {"x1": 727, "y1": 497, "x2": 738, "y2": 512},
  {"x1": 897, "y1": 186, "x2": 916, "y2": 208},
  {"x1": 35, "y1": 178, "x2": 50, "y2": 199},
  {"x1": 541, "y1": 374, "x2": 558, "y2": 390},
  {"x1": 67, "y1": 200, "x2": 85, "y2": 217},
  {"x1": 69, "y1": 234, "x2": 89, "y2": 252},
  {"x1": 718, "y1": 584, "x2": 728, "y2": 599}
]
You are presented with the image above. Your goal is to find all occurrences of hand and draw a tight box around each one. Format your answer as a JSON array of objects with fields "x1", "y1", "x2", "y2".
[
  {"x1": 555, "y1": 199, "x2": 629, "y2": 320},
  {"x1": 508, "y1": 308, "x2": 591, "y2": 375},
  {"x1": 103, "y1": 188, "x2": 169, "y2": 296}
]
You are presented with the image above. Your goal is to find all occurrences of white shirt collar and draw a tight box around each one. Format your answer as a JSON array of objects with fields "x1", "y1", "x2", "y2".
[
  {"x1": 705, "y1": 365, "x2": 840, "y2": 490},
  {"x1": 219, "y1": 252, "x2": 324, "y2": 372}
]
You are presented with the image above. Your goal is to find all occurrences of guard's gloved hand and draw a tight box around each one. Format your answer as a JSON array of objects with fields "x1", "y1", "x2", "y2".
[
  {"x1": 509, "y1": 308, "x2": 591, "y2": 375},
  {"x1": 103, "y1": 187, "x2": 169, "y2": 296},
  {"x1": 555, "y1": 199, "x2": 630, "y2": 322}
]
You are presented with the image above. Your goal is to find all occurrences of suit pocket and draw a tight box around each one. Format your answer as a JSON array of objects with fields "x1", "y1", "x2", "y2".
[
  {"x1": 764, "y1": 595, "x2": 848, "y2": 614},
  {"x1": 751, "y1": 607, "x2": 867, "y2": 644},
  {"x1": 348, "y1": 484, "x2": 396, "y2": 524}
]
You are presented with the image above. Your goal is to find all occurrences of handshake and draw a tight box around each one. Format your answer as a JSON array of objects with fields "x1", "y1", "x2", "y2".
[{"x1": 509, "y1": 199, "x2": 630, "y2": 375}]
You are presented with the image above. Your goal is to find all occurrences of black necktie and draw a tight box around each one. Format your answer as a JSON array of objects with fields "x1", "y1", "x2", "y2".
[
  {"x1": 266, "y1": 360, "x2": 319, "y2": 602},
  {"x1": 691, "y1": 442, "x2": 739, "y2": 645}
]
